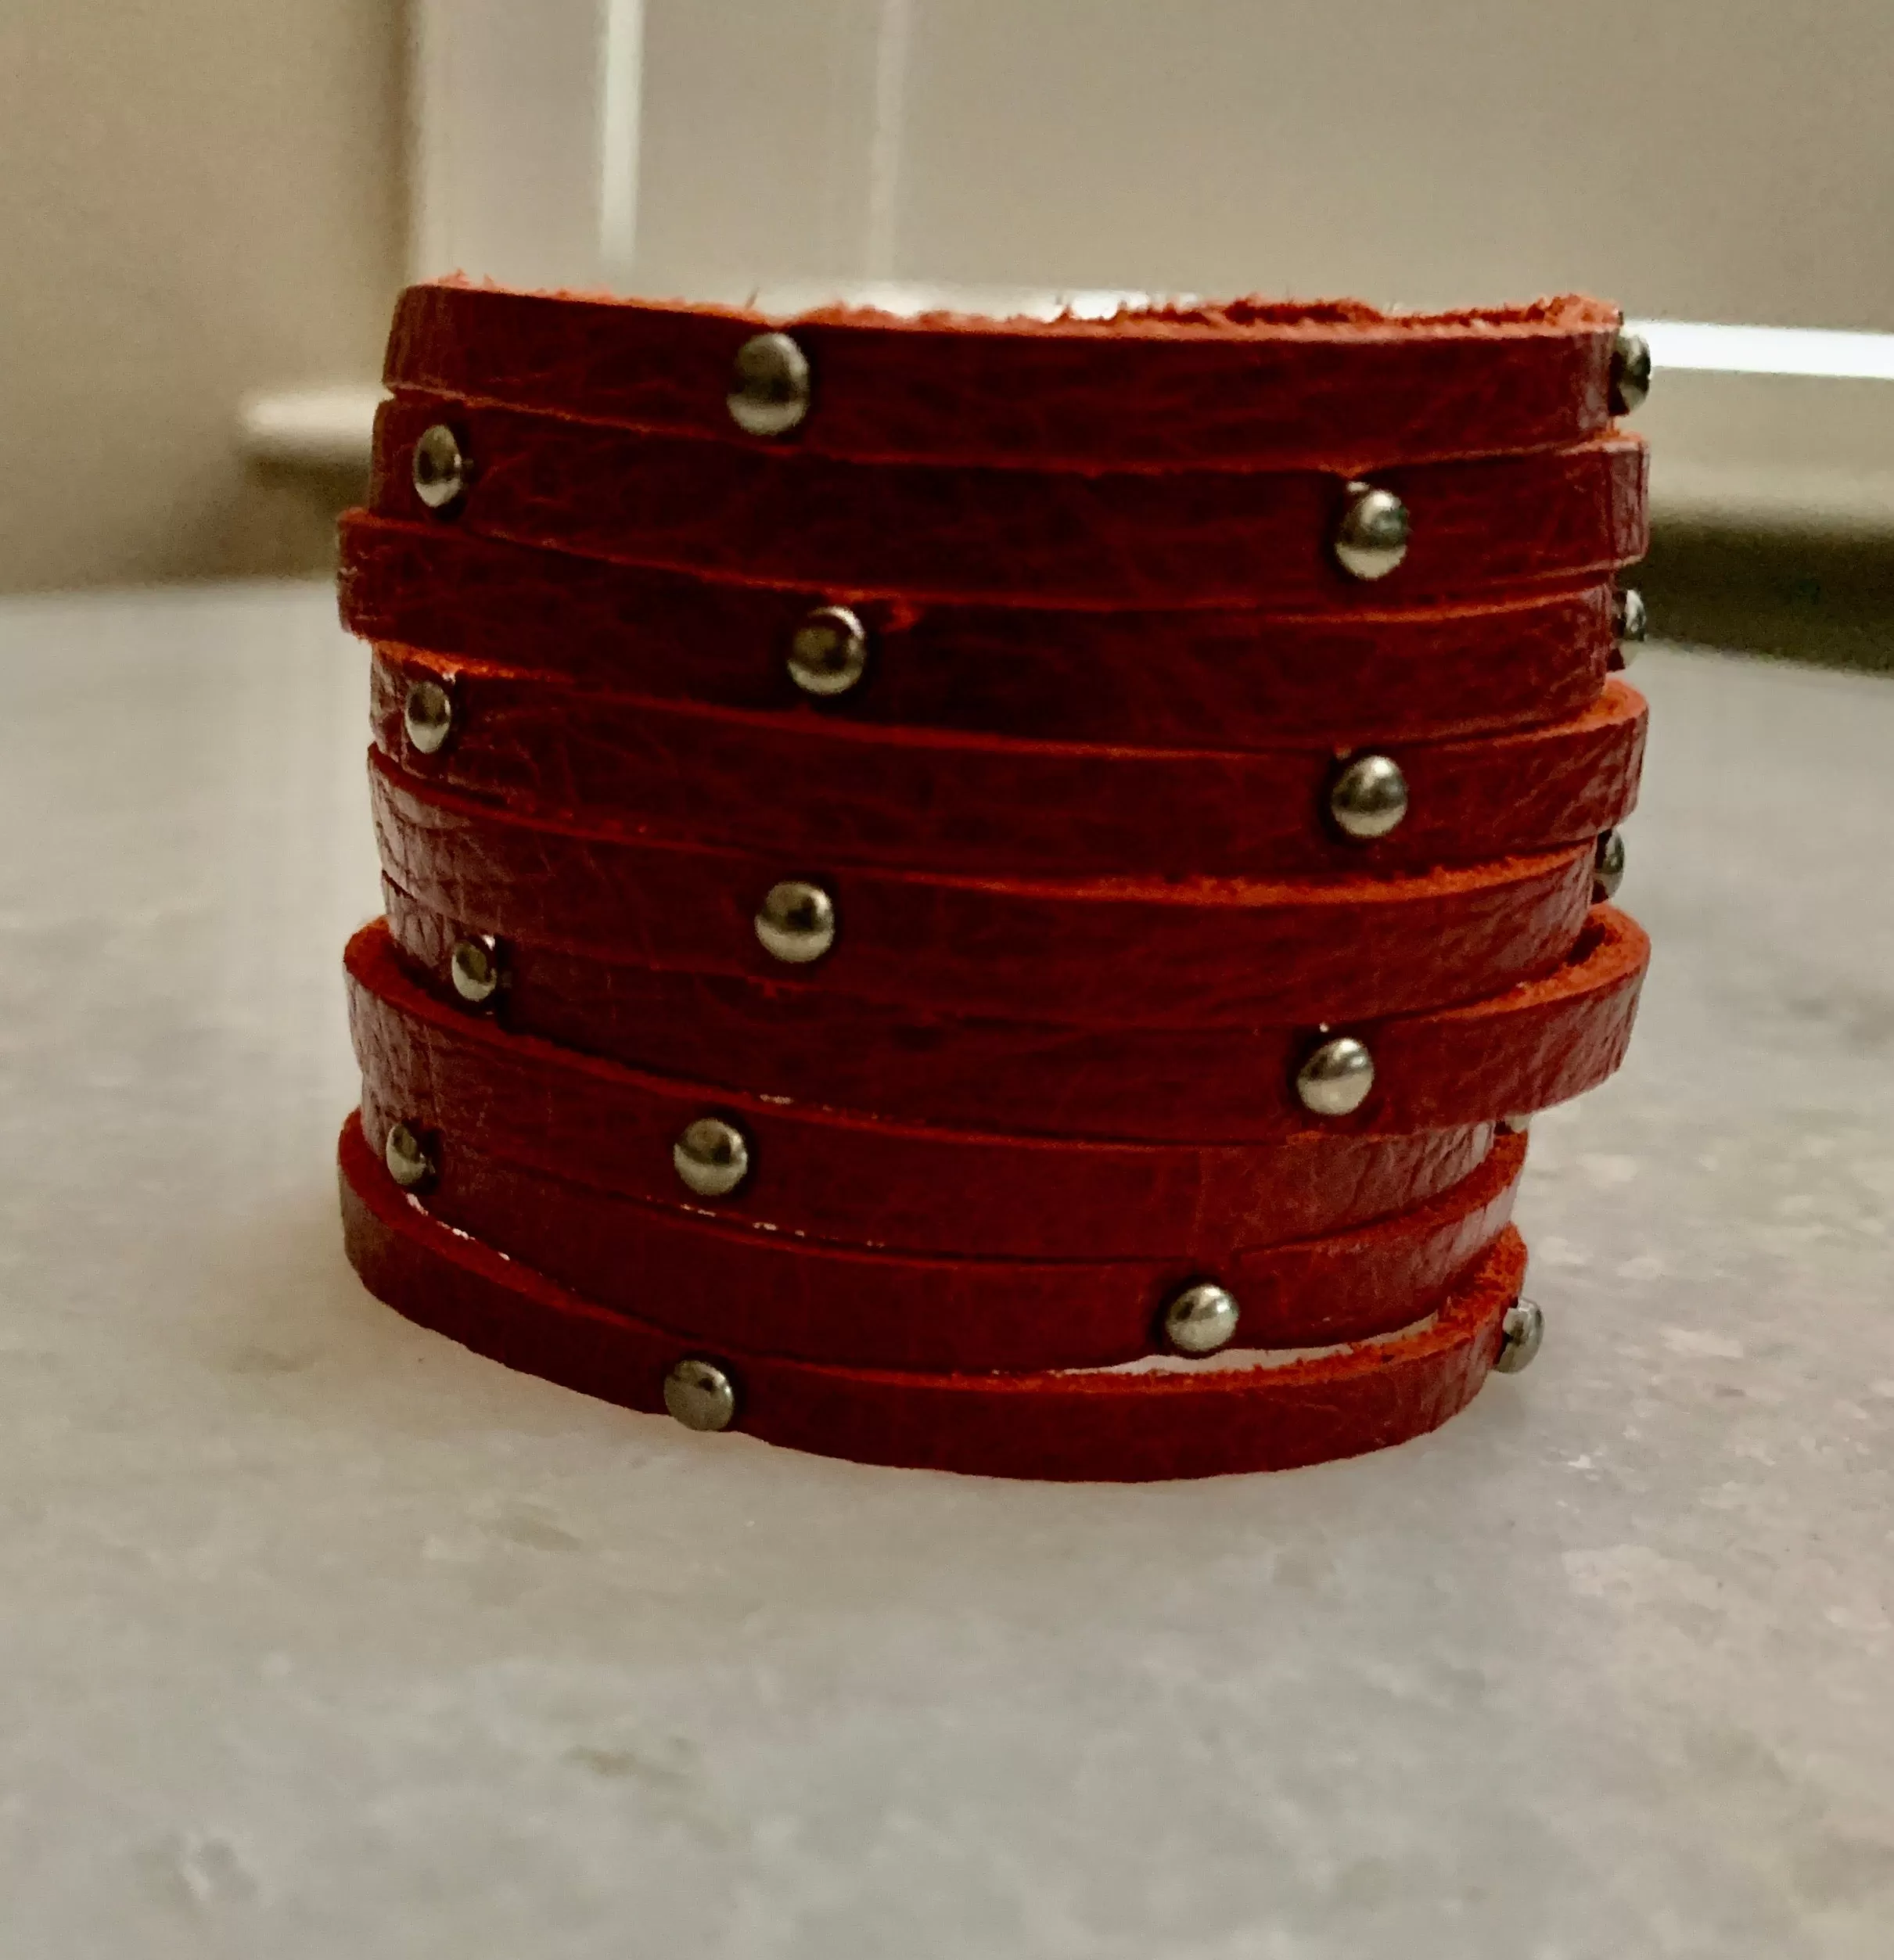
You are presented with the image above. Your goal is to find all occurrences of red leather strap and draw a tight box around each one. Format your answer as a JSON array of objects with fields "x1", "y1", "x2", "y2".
[
  {"x1": 386, "y1": 282, "x2": 1620, "y2": 472},
  {"x1": 339, "y1": 514, "x2": 1615, "y2": 752},
  {"x1": 372, "y1": 396, "x2": 1648, "y2": 609},
  {"x1": 373, "y1": 646, "x2": 1646, "y2": 880},
  {"x1": 371, "y1": 750, "x2": 1594, "y2": 1029},
  {"x1": 340, "y1": 1110, "x2": 1529, "y2": 1481},
  {"x1": 383, "y1": 888, "x2": 1647, "y2": 1143},
  {"x1": 364, "y1": 1104, "x2": 1521, "y2": 1370},
  {"x1": 347, "y1": 918, "x2": 1494, "y2": 1261}
]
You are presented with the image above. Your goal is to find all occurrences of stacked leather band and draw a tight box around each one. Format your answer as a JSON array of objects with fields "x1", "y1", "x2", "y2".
[{"x1": 336, "y1": 280, "x2": 1654, "y2": 1481}]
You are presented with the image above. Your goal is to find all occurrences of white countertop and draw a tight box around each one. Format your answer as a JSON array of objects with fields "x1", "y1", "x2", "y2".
[{"x1": 0, "y1": 581, "x2": 1889, "y2": 1958}]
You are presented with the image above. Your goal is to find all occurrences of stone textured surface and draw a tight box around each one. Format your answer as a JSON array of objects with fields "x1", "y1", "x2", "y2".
[{"x1": 0, "y1": 583, "x2": 1889, "y2": 1955}]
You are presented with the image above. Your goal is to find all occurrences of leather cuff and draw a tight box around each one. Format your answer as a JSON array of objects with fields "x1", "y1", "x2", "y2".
[
  {"x1": 385, "y1": 282, "x2": 1622, "y2": 472},
  {"x1": 373, "y1": 645, "x2": 1645, "y2": 880},
  {"x1": 341, "y1": 1109, "x2": 1529, "y2": 1482},
  {"x1": 373, "y1": 395, "x2": 1648, "y2": 608}
]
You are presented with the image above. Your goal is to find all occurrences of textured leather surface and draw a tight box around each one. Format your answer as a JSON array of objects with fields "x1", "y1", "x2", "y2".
[
  {"x1": 340, "y1": 1110, "x2": 1527, "y2": 1481},
  {"x1": 370, "y1": 750, "x2": 1594, "y2": 1029},
  {"x1": 386, "y1": 282, "x2": 1621, "y2": 472},
  {"x1": 358, "y1": 1104, "x2": 1521, "y2": 1370},
  {"x1": 372, "y1": 396, "x2": 1649, "y2": 608},
  {"x1": 372, "y1": 646, "x2": 1646, "y2": 879},
  {"x1": 339, "y1": 515, "x2": 1616, "y2": 752},
  {"x1": 347, "y1": 919, "x2": 1495, "y2": 1260},
  {"x1": 383, "y1": 888, "x2": 1647, "y2": 1143}
]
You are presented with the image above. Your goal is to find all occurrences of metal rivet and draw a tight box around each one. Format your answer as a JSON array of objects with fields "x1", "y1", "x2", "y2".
[
  {"x1": 728, "y1": 332, "x2": 811, "y2": 437},
  {"x1": 754, "y1": 880, "x2": 836, "y2": 964},
  {"x1": 1163, "y1": 1281, "x2": 1242, "y2": 1357},
  {"x1": 1493, "y1": 1297, "x2": 1545, "y2": 1373},
  {"x1": 1329, "y1": 754, "x2": 1409, "y2": 841},
  {"x1": 788, "y1": 605, "x2": 870, "y2": 698},
  {"x1": 450, "y1": 935, "x2": 503, "y2": 1007},
  {"x1": 1594, "y1": 829, "x2": 1626, "y2": 902},
  {"x1": 412, "y1": 425, "x2": 466, "y2": 511},
  {"x1": 403, "y1": 678, "x2": 455, "y2": 756},
  {"x1": 664, "y1": 1358, "x2": 738, "y2": 1432},
  {"x1": 1296, "y1": 1036, "x2": 1375, "y2": 1117},
  {"x1": 384, "y1": 1120, "x2": 437, "y2": 1192},
  {"x1": 673, "y1": 1117, "x2": 751, "y2": 1198},
  {"x1": 1333, "y1": 482, "x2": 1411, "y2": 582},
  {"x1": 1610, "y1": 330, "x2": 1652, "y2": 416}
]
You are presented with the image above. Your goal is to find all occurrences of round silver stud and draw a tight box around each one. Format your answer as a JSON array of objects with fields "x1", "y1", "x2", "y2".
[
  {"x1": 788, "y1": 605, "x2": 870, "y2": 698},
  {"x1": 403, "y1": 678, "x2": 455, "y2": 756},
  {"x1": 1610, "y1": 330, "x2": 1652, "y2": 415},
  {"x1": 673, "y1": 1117, "x2": 751, "y2": 1198},
  {"x1": 1493, "y1": 1297, "x2": 1545, "y2": 1373},
  {"x1": 383, "y1": 1120, "x2": 437, "y2": 1192},
  {"x1": 1594, "y1": 829, "x2": 1626, "y2": 902},
  {"x1": 728, "y1": 332, "x2": 811, "y2": 437},
  {"x1": 412, "y1": 424, "x2": 466, "y2": 511},
  {"x1": 449, "y1": 935, "x2": 503, "y2": 1007},
  {"x1": 1329, "y1": 753, "x2": 1409, "y2": 841},
  {"x1": 1333, "y1": 482, "x2": 1411, "y2": 582},
  {"x1": 1296, "y1": 1036, "x2": 1375, "y2": 1117},
  {"x1": 754, "y1": 880, "x2": 836, "y2": 964},
  {"x1": 664, "y1": 1358, "x2": 738, "y2": 1432},
  {"x1": 1163, "y1": 1280, "x2": 1242, "y2": 1356}
]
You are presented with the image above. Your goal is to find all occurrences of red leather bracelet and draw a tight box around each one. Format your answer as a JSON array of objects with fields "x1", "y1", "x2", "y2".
[
  {"x1": 347, "y1": 917, "x2": 1495, "y2": 1260},
  {"x1": 372, "y1": 646, "x2": 1645, "y2": 880},
  {"x1": 385, "y1": 282, "x2": 1621, "y2": 472},
  {"x1": 339, "y1": 515, "x2": 1617, "y2": 752},
  {"x1": 340, "y1": 1109, "x2": 1529, "y2": 1481},
  {"x1": 374, "y1": 396, "x2": 1647, "y2": 609},
  {"x1": 382, "y1": 888, "x2": 1646, "y2": 1144},
  {"x1": 371, "y1": 752, "x2": 1594, "y2": 1030}
]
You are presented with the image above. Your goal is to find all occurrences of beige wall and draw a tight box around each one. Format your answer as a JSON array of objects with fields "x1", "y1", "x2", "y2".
[{"x1": 0, "y1": 1, "x2": 405, "y2": 593}]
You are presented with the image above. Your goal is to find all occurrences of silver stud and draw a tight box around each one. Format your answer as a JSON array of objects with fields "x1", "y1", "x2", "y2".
[
  {"x1": 403, "y1": 678, "x2": 455, "y2": 756},
  {"x1": 412, "y1": 424, "x2": 466, "y2": 511},
  {"x1": 1610, "y1": 330, "x2": 1652, "y2": 415},
  {"x1": 673, "y1": 1117, "x2": 751, "y2": 1198},
  {"x1": 728, "y1": 332, "x2": 811, "y2": 437},
  {"x1": 664, "y1": 1359, "x2": 738, "y2": 1432},
  {"x1": 1329, "y1": 754, "x2": 1409, "y2": 840},
  {"x1": 384, "y1": 1120, "x2": 437, "y2": 1192},
  {"x1": 788, "y1": 605, "x2": 870, "y2": 698},
  {"x1": 1163, "y1": 1280, "x2": 1242, "y2": 1356},
  {"x1": 754, "y1": 880, "x2": 836, "y2": 964},
  {"x1": 1594, "y1": 829, "x2": 1626, "y2": 902},
  {"x1": 1296, "y1": 1036, "x2": 1375, "y2": 1117},
  {"x1": 1333, "y1": 482, "x2": 1411, "y2": 582},
  {"x1": 450, "y1": 935, "x2": 503, "y2": 1007},
  {"x1": 1493, "y1": 1297, "x2": 1545, "y2": 1373}
]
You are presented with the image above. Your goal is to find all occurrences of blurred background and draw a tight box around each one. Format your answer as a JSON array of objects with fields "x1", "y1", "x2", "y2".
[{"x1": 2, "y1": 0, "x2": 1892, "y2": 665}]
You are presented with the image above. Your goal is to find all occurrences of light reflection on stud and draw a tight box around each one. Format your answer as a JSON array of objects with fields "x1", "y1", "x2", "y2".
[
  {"x1": 755, "y1": 880, "x2": 836, "y2": 964},
  {"x1": 664, "y1": 1359, "x2": 738, "y2": 1431},
  {"x1": 673, "y1": 1117, "x2": 751, "y2": 1198},
  {"x1": 1610, "y1": 330, "x2": 1653, "y2": 415},
  {"x1": 412, "y1": 425, "x2": 466, "y2": 512},
  {"x1": 450, "y1": 935, "x2": 503, "y2": 1007},
  {"x1": 403, "y1": 678, "x2": 455, "y2": 756},
  {"x1": 1493, "y1": 1297, "x2": 1545, "y2": 1373},
  {"x1": 1296, "y1": 1036, "x2": 1375, "y2": 1117},
  {"x1": 1333, "y1": 482, "x2": 1411, "y2": 581},
  {"x1": 1163, "y1": 1281, "x2": 1241, "y2": 1356},
  {"x1": 788, "y1": 605, "x2": 870, "y2": 697},
  {"x1": 1594, "y1": 829, "x2": 1626, "y2": 902},
  {"x1": 384, "y1": 1120, "x2": 437, "y2": 1192},
  {"x1": 728, "y1": 332, "x2": 811, "y2": 436},
  {"x1": 1329, "y1": 754, "x2": 1409, "y2": 840}
]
